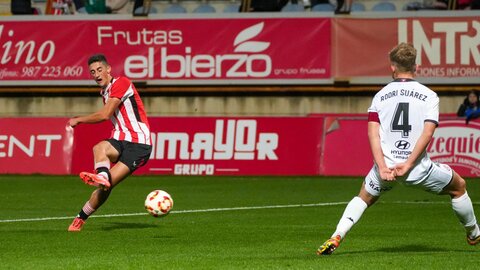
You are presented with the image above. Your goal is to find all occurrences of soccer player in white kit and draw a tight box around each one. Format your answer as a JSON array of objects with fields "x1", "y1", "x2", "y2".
[{"x1": 317, "y1": 43, "x2": 480, "y2": 255}]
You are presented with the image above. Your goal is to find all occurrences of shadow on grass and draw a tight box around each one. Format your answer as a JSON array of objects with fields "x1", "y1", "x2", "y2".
[
  {"x1": 337, "y1": 244, "x2": 478, "y2": 255},
  {"x1": 101, "y1": 222, "x2": 158, "y2": 231},
  {"x1": 378, "y1": 244, "x2": 448, "y2": 253}
]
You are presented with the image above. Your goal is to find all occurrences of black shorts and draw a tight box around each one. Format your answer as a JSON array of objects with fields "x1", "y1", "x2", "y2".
[{"x1": 106, "y1": 139, "x2": 152, "y2": 172}]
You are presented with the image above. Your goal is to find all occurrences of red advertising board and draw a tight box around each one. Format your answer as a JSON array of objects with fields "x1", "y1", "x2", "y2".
[
  {"x1": 0, "y1": 17, "x2": 331, "y2": 84},
  {"x1": 429, "y1": 119, "x2": 480, "y2": 177},
  {"x1": 1, "y1": 14, "x2": 479, "y2": 85},
  {"x1": 334, "y1": 16, "x2": 480, "y2": 82},
  {"x1": 320, "y1": 115, "x2": 372, "y2": 176},
  {"x1": 320, "y1": 114, "x2": 480, "y2": 178},
  {"x1": 0, "y1": 118, "x2": 72, "y2": 174},
  {"x1": 71, "y1": 117, "x2": 324, "y2": 176},
  {"x1": 2, "y1": 115, "x2": 478, "y2": 177}
]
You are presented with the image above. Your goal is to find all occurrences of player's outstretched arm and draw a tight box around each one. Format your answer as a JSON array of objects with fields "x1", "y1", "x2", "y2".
[
  {"x1": 68, "y1": 98, "x2": 121, "y2": 127},
  {"x1": 368, "y1": 121, "x2": 396, "y2": 181},
  {"x1": 395, "y1": 122, "x2": 436, "y2": 176}
]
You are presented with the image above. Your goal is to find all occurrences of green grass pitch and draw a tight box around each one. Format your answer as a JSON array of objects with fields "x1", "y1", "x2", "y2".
[{"x1": 1, "y1": 175, "x2": 479, "y2": 269}]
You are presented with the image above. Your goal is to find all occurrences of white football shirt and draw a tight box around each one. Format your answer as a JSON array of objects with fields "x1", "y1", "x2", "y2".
[{"x1": 368, "y1": 79, "x2": 439, "y2": 168}]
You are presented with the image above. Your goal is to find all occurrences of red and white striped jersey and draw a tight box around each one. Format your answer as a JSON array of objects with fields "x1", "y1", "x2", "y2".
[{"x1": 101, "y1": 76, "x2": 151, "y2": 145}]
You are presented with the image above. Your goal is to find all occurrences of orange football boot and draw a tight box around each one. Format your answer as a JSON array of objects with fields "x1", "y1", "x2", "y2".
[
  {"x1": 68, "y1": 217, "x2": 85, "y2": 232},
  {"x1": 79, "y1": 172, "x2": 111, "y2": 189},
  {"x1": 317, "y1": 235, "x2": 342, "y2": 255}
]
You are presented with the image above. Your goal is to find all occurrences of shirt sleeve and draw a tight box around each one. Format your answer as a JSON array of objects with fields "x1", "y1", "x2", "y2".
[
  {"x1": 425, "y1": 92, "x2": 439, "y2": 125},
  {"x1": 367, "y1": 94, "x2": 378, "y2": 114},
  {"x1": 368, "y1": 112, "x2": 380, "y2": 123}
]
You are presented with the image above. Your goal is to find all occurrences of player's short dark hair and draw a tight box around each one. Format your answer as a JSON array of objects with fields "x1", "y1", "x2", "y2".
[
  {"x1": 88, "y1": 54, "x2": 109, "y2": 66},
  {"x1": 389, "y1": 43, "x2": 417, "y2": 73}
]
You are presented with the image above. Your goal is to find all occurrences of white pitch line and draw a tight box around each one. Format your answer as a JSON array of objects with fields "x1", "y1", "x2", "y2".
[
  {"x1": 0, "y1": 200, "x2": 476, "y2": 224},
  {"x1": 0, "y1": 202, "x2": 348, "y2": 224}
]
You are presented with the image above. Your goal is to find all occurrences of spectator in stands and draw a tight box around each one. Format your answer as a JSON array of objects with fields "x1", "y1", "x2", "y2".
[
  {"x1": 457, "y1": 90, "x2": 480, "y2": 124},
  {"x1": 107, "y1": 0, "x2": 129, "y2": 14},
  {"x1": 43, "y1": 0, "x2": 88, "y2": 14},
  {"x1": 72, "y1": 0, "x2": 86, "y2": 13},
  {"x1": 471, "y1": 0, "x2": 480, "y2": 8},
  {"x1": 11, "y1": 0, "x2": 38, "y2": 14},
  {"x1": 84, "y1": 0, "x2": 109, "y2": 13},
  {"x1": 75, "y1": 0, "x2": 126, "y2": 14},
  {"x1": 457, "y1": 0, "x2": 473, "y2": 9},
  {"x1": 239, "y1": 0, "x2": 289, "y2": 11},
  {"x1": 425, "y1": 0, "x2": 472, "y2": 9},
  {"x1": 419, "y1": 0, "x2": 447, "y2": 9}
]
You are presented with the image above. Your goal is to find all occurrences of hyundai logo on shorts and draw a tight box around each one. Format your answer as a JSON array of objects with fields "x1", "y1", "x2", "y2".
[{"x1": 395, "y1": 140, "x2": 411, "y2": 150}]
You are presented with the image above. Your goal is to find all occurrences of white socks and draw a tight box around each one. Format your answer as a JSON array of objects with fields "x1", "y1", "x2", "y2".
[
  {"x1": 98, "y1": 172, "x2": 109, "y2": 180},
  {"x1": 94, "y1": 161, "x2": 111, "y2": 181},
  {"x1": 328, "y1": 192, "x2": 479, "y2": 240},
  {"x1": 331, "y1": 196, "x2": 368, "y2": 239},
  {"x1": 452, "y1": 192, "x2": 479, "y2": 238},
  {"x1": 82, "y1": 201, "x2": 96, "y2": 216}
]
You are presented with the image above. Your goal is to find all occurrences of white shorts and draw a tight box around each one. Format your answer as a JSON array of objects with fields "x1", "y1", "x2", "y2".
[{"x1": 364, "y1": 158, "x2": 454, "y2": 197}]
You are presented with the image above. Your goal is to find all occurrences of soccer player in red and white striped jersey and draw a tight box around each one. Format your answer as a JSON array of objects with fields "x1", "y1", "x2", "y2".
[
  {"x1": 102, "y1": 76, "x2": 151, "y2": 144},
  {"x1": 67, "y1": 54, "x2": 152, "y2": 232}
]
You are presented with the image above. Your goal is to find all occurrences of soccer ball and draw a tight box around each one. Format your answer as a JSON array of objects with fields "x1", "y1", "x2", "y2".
[{"x1": 145, "y1": 190, "x2": 173, "y2": 217}]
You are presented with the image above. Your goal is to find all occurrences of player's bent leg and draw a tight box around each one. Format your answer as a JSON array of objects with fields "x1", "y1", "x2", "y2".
[
  {"x1": 108, "y1": 162, "x2": 132, "y2": 188},
  {"x1": 358, "y1": 183, "x2": 380, "y2": 207},
  {"x1": 70, "y1": 141, "x2": 128, "y2": 232},
  {"x1": 440, "y1": 170, "x2": 466, "y2": 198},
  {"x1": 81, "y1": 162, "x2": 130, "y2": 192},
  {"x1": 69, "y1": 163, "x2": 130, "y2": 231},
  {"x1": 92, "y1": 140, "x2": 120, "y2": 164},
  {"x1": 441, "y1": 171, "x2": 480, "y2": 245},
  {"x1": 89, "y1": 188, "x2": 112, "y2": 209},
  {"x1": 317, "y1": 183, "x2": 378, "y2": 255},
  {"x1": 67, "y1": 188, "x2": 111, "y2": 232},
  {"x1": 79, "y1": 140, "x2": 121, "y2": 190}
]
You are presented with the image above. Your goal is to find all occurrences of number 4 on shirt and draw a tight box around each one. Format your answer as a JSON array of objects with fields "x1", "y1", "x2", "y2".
[{"x1": 391, "y1": 102, "x2": 412, "y2": 137}]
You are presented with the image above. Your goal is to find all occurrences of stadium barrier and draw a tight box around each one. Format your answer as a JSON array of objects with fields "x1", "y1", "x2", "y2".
[
  {"x1": 0, "y1": 117, "x2": 72, "y2": 174},
  {"x1": 71, "y1": 116, "x2": 325, "y2": 176},
  {"x1": 1, "y1": 115, "x2": 479, "y2": 177}
]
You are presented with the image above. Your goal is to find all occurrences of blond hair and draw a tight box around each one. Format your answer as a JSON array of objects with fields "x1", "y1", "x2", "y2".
[{"x1": 389, "y1": 43, "x2": 417, "y2": 73}]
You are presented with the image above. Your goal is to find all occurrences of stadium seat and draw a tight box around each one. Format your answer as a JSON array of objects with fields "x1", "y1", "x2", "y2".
[
  {"x1": 281, "y1": 3, "x2": 304, "y2": 12},
  {"x1": 350, "y1": 2, "x2": 366, "y2": 11},
  {"x1": 134, "y1": 6, "x2": 158, "y2": 15},
  {"x1": 371, "y1": 1, "x2": 397, "y2": 11},
  {"x1": 223, "y1": 3, "x2": 240, "y2": 13},
  {"x1": 76, "y1": 6, "x2": 87, "y2": 13},
  {"x1": 311, "y1": 3, "x2": 335, "y2": 12},
  {"x1": 164, "y1": 3, "x2": 187, "y2": 13},
  {"x1": 193, "y1": 3, "x2": 216, "y2": 13}
]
